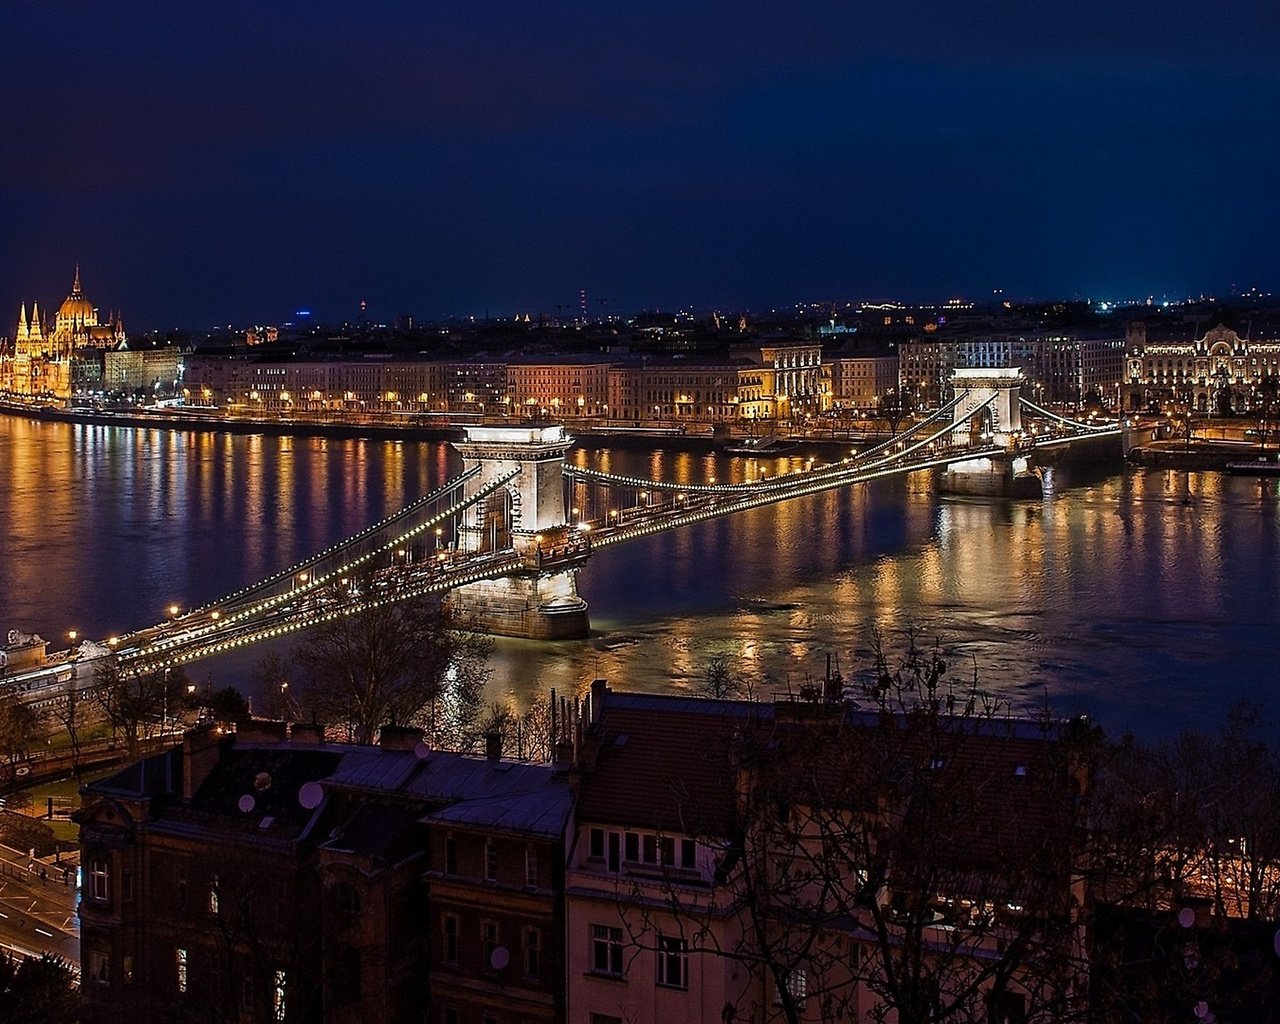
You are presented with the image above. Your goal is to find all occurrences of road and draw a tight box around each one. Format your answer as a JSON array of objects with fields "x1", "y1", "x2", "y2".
[{"x1": 0, "y1": 843, "x2": 79, "y2": 968}]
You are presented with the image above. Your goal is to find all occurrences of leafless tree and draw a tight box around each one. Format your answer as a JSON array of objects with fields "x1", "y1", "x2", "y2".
[
  {"x1": 92, "y1": 659, "x2": 191, "y2": 759},
  {"x1": 622, "y1": 630, "x2": 1091, "y2": 1024},
  {"x1": 292, "y1": 571, "x2": 491, "y2": 746}
]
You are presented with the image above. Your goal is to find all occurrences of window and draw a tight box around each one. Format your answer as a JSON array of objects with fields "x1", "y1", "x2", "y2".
[
  {"x1": 176, "y1": 947, "x2": 188, "y2": 994},
  {"x1": 524, "y1": 927, "x2": 541, "y2": 979},
  {"x1": 209, "y1": 876, "x2": 220, "y2": 915},
  {"x1": 484, "y1": 841, "x2": 497, "y2": 881},
  {"x1": 445, "y1": 836, "x2": 457, "y2": 875},
  {"x1": 592, "y1": 924, "x2": 624, "y2": 976},
  {"x1": 680, "y1": 838, "x2": 696, "y2": 870},
  {"x1": 775, "y1": 968, "x2": 807, "y2": 1006},
  {"x1": 525, "y1": 847, "x2": 538, "y2": 887},
  {"x1": 122, "y1": 955, "x2": 134, "y2": 985},
  {"x1": 241, "y1": 968, "x2": 254, "y2": 1011},
  {"x1": 88, "y1": 950, "x2": 109, "y2": 986},
  {"x1": 442, "y1": 913, "x2": 459, "y2": 964},
  {"x1": 625, "y1": 832, "x2": 641, "y2": 862},
  {"x1": 121, "y1": 866, "x2": 134, "y2": 902},
  {"x1": 588, "y1": 828, "x2": 605, "y2": 860},
  {"x1": 89, "y1": 858, "x2": 110, "y2": 902},
  {"x1": 482, "y1": 920, "x2": 498, "y2": 968},
  {"x1": 273, "y1": 969, "x2": 287, "y2": 1022},
  {"x1": 641, "y1": 834, "x2": 656, "y2": 864},
  {"x1": 335, "y1": 881, "x2": 360, "y2": 916},
  {"x1": 656, "y1": 936, "x2": 688, "y2": 990},
  {"x1": 177, "y1": 868, "x2": 187, "y2": 911}
]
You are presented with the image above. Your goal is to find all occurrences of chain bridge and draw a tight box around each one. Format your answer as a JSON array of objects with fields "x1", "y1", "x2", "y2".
[{"x1": 34, "y1": 368, "x2": 1122, "y2": 681}]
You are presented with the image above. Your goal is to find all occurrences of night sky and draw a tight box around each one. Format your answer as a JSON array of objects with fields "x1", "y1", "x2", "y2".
[{"x1": 2, "y1": 1, "x2": 1277, "y2": 329}]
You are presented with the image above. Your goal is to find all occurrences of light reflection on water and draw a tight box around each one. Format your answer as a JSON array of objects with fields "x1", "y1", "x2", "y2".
[{"x1": 1, "y1": 415, "x2": 1277, "y2": 739}]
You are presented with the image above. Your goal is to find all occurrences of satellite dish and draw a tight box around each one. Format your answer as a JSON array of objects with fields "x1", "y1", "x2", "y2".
[
  {"x1": 1178, "y1": 907, "x2": 1195, "y2": 929},
  {"x1": 298, "y1": 782, "x2": 324, "y2": 810},
  {"x1": 414, "y1": 741, "x2": 432, "y2": 760},
  {"x1": 237, "y1": 794, "x2": 256, "y2": 814},
  {"x1": 490, "y1": 946, "x2": 509, "y2": 971}
]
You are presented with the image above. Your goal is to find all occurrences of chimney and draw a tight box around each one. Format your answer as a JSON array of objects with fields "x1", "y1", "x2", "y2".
[
  {"x1": 590, "y1": 678, "x2": 608, "y2": 727},
  {"x1": 235, "y1": 719, "x2": 288, "y2": 744},
  {"x1": 378, "y1": 725, "x2": 422, "y2": 751},
  {"x1": 183, "y1": 723, "x2": 224, "y2": 802},
  {"x1": 554, "y1": 695, "x2": 574, "y2": 765},
  {"x1": 290, "y1": 723, "x2": 325, "y2": 745},
  {"x1": 485, "y1": 731, "x2": 503, "y2": 761}
]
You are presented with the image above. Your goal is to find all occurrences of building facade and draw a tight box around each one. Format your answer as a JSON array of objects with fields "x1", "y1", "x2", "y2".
[
  {"x1": 1120, "y1": 320, "x2": 1280, "y2": 414},
  {"x1": 898, "y1": 331, "x2": 1126, "y2": 410},
  {"x1": 2, "y1": 267, "x2": 126, "y2": 399}
]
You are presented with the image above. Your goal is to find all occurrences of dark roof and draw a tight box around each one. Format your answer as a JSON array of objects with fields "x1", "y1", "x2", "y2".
[
  {"x1": 327, "y1": 748, "x2": 573, "y2": 839},
  {"x1": 157, "y1": 745, "x2": 345, "y2": 842},
  {"x1": 577, "y1": 692, "x2": 772, "y2": 836},
  {"x1": 89, "y1": 746, "x2": 183, "y2": 800}
]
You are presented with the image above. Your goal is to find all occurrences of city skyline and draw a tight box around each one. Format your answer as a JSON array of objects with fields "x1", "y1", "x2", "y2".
[{"x1": 2, "y1": 1, "x2": 1277, "y2": 329}]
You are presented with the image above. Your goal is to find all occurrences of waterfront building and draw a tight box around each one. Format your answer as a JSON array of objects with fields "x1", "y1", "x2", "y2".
[
  {"x1": 103, "y1": 341, "x2": 186, "y2": 397},
  {"x1": 506, "y1": 355, "x2": 612, "y2": 420},
  {"x1": 77, "y1": 721, "x2": 572, "y2": 1024},
  {"x1": 732, "y1": 339, "x2": 826, "y2": 420},
  {"x1": 1120, "y1": 319, "x2": 1280, "y2": 414},
  {"x1": 606, "y1": 356, "x2": 759, "y2": 425},
  {"x1": 898, "y1": 330, "x2": 1125, "y2": 410},
  {"x1": 2, "y1": 267, "x2": 125, "y2": 399},
  {"x1": 825, "y1": 347, "x2": 899, "y2": 413}
]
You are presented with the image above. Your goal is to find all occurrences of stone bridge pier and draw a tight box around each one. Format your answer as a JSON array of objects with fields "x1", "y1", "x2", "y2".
[
  {"x1": 938, "y1": 368, "x2": 1041, "y2": 498},
  {"x1": 446, "y1": 425, "x2": 590, "y2": 640}
]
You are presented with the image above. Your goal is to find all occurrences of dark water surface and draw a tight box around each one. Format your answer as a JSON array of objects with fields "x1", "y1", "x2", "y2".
[{"x1": 1, "y1": 414, "x2": 1277, "y2": 738}]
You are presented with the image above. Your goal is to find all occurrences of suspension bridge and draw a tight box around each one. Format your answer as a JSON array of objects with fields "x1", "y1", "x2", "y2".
[{"x1": 7, "y1": 369, "x2": 1123, "y2": 688}]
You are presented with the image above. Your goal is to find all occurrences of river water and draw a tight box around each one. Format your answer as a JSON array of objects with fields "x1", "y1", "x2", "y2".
[{"x1": 1, "y1": 414, "x2": 1277, "y2": 738}]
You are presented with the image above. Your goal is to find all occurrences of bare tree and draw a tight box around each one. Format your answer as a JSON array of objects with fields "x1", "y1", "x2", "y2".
[
  {"x1": 92, "y1": 659, "x2": 191, "y2": 759},
  {"x1": 699, "y1": 654, "x2": 748, "y2": 699},
  {"x1": 620, "y1": 631, "x2": 1090, "y2": 1024},
  {"x1": 292, "y1": 572, "x2": 491, "y2": 746}
]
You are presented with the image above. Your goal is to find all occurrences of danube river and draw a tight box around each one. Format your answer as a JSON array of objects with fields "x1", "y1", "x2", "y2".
[{"x1": 1, "y1": 414, "x2": 1277, "y2": 738}]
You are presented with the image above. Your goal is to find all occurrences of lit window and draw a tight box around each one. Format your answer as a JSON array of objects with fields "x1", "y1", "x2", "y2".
[
  {"x1": 775, "y1": 968, "x2": 807, "y2": 1005},
  {"x1": 88, "y1": 950, "x2": 110, "y2": 986},
  {"x1": 176, "y1": 947, "x2": 188, "y2": 993},
  {"x1": 273, "y1": 969, "x2": 287, "y2": 1022},
  {"x1": 209, "y1": 876, "x2": 220, "y2": 915}
]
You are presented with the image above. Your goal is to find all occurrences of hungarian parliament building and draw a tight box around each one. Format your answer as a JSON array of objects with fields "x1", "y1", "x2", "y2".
[{"x1": 1, "y1": 267, "x2": 126, "y2": 398}]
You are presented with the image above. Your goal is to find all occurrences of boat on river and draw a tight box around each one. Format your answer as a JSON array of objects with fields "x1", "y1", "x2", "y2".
[
  {"x1": 724, "y1": 435, "x2": 797, "y2": 456},
  {"x1": 1226, "y1": 457, "x2": 1280, "y2": 476}
]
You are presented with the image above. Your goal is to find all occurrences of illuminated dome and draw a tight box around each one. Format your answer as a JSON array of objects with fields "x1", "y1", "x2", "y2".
[{"x1": 55, "y1": 266, "x2": 96, "y2": 326}]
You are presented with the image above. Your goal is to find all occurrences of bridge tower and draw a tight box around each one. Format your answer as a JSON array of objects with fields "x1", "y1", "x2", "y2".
[
  {"x1": 447, "y1": 425, "x2": 590, "y2": 640},
  {"x1": 940, "y1": 367, "x2": 1040, "y2": 497}
]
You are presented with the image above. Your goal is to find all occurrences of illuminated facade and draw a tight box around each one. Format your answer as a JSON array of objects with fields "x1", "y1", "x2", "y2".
[
  {"x1": 899, "y1": 331, "x2": 1125, "y2": 409},
  {"x1": 1120, "y1": 320, "x2": 1280, "y2": 414},
  {"x1": 3, "y1": 267, "x2": 125, "y2": 398}
]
